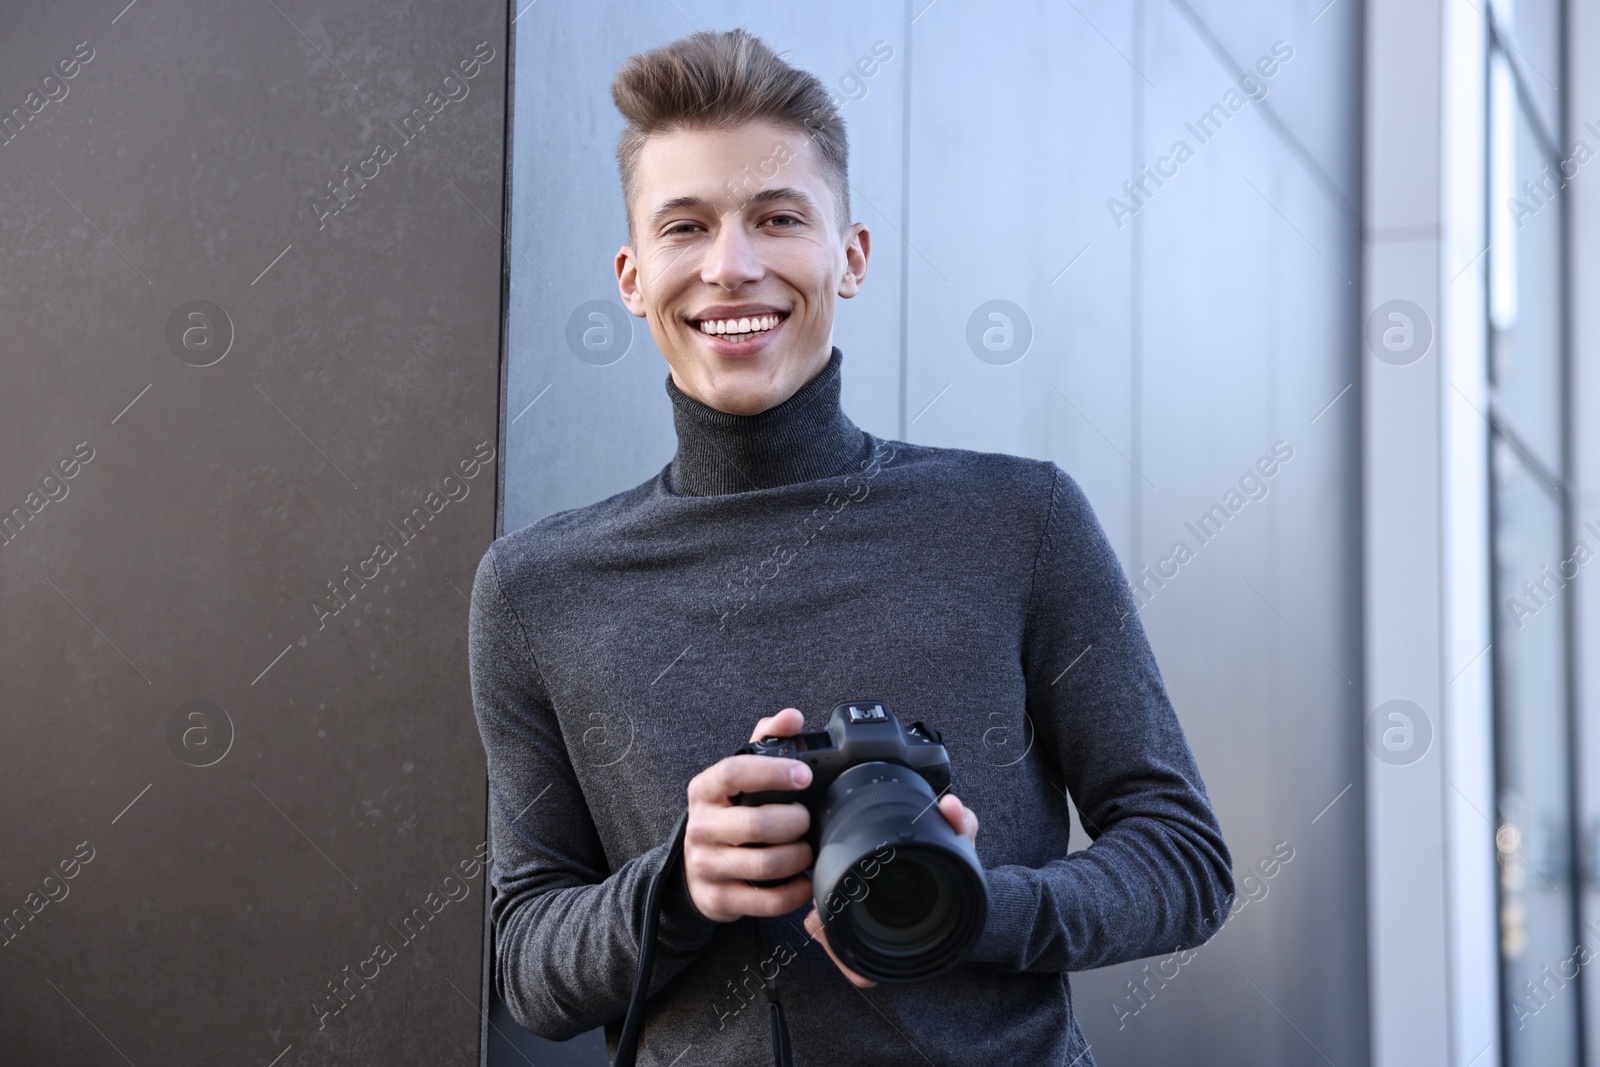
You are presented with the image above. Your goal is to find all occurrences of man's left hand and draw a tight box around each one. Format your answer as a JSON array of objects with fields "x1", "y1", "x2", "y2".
[{"x1": 804, "y1": 793, "x2": 980, "y2": 989}]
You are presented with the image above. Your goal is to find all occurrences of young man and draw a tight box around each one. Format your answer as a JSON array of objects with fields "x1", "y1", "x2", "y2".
[{"x1": 469, "y1": 27, "x2": 1233, "y2": 1066}]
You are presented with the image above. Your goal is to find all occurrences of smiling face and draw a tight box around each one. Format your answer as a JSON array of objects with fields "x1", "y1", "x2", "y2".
[{"x1": 616, "y1": 121, "x2": 870, "y2": 415}]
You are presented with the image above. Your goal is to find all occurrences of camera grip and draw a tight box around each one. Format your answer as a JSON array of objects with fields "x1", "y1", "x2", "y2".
[
  {"x1": 728, "y1": 785, "x2": 817, "y2": 890},
  {"x1": 731, "y1": 787, "x2": 802, "y2": 806}
]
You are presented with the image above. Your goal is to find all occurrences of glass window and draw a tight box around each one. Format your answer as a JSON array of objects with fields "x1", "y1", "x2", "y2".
[{"x1": 1487, "y1": 1, "x2": 1578, "y2": 1062}]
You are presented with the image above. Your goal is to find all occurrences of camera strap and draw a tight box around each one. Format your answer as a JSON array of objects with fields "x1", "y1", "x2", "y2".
[
  {"x1": 754, "y1": 920, "x2": 795, "y2": 1067},
  {"x1": 613, "y1": 811, "x2": 793, "y2": 1067},
  {"x1": 613, "y1": 809, "x2": 689, "y2": 1067}
]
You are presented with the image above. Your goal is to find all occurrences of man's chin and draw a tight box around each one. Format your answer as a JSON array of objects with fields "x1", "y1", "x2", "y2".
[
  {"x1": 669, "y1": 358, "x2": 785, "y2": 415},
  {"x1": 700, "y1": 383, "x2": 783, "y2": 416}
]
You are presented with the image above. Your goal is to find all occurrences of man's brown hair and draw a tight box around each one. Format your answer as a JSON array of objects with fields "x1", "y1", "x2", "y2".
[{"x1": 611, "y1": 27, "x2": 850, "y2": 246}]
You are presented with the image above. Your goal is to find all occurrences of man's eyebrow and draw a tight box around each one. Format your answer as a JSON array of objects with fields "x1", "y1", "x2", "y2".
[{"x1": 646, "y1": 186, "x2": 821, "y2": 229}]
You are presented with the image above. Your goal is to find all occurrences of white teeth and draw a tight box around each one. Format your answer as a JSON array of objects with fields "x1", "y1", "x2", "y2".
[{"x1": 697, "y1": 313, "x2": 783, "y2": 338}]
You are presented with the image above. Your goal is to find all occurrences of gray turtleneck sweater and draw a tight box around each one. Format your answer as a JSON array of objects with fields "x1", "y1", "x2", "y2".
[{"x1": 468, "y1": 347, "x2": 1233, "y2": 1066}]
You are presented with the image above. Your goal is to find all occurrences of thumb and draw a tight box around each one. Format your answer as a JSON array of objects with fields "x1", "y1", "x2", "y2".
[{"x1": 750, "y1": 706, "x2": 804, "y2": 743}]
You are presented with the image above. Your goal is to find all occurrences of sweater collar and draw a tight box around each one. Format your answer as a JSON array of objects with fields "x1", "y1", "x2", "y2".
[{"x1": 664, "y1": 346, "x2": 866, "y2": 497}]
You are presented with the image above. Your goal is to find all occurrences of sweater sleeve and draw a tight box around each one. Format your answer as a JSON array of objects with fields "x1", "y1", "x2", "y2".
[
  {"x1": 468, "y1": 545, "x2": 720, "y2": 1040},
  {"x1": 964, "y1": 464, "x2": 1235, "y2": 973}
]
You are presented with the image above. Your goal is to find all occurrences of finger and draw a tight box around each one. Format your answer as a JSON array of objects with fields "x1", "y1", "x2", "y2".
[
  {"x1": 804, "y1": 906, "x2": 877, "y2": 988},
  {"x1": 693, "y1": 800, "x2": 811, "y2": 847},
  {"x1": 749, "y1": 706, "x2": 805, "y2": 744},
  {"x1": 688, "y1": 837, "x2": 813, "y2": 884},
  {"x1": 938, "y1": 794, "x2": 978, "y2": 842},
  {"x1": 689, "y1": 753, "x2": 813, "y2": 806},
  {"x1": 936, "y1": 794, "x2": 963, "y2": 832},
  {"x1": 692, "y1": 873, "x2": 814, "y2": 920}
]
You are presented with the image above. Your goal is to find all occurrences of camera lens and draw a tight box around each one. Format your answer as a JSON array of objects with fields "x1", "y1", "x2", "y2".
[
  {"x1": 864, "y1": 857, "x2": 937, "y2": 929},
  {"x1": 810, "y1": 762, "x2": 988, "y2": 983}
]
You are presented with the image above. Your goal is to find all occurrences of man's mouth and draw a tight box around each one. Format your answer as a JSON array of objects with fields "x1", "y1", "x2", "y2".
[{"x1": 692, "y1": 311, "x2": 790, "y2": 345}]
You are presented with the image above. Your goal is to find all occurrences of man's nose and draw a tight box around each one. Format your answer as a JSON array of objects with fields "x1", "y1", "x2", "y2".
[{"x1": 700, "y1": 216, "x2": 762, "y2": 289}]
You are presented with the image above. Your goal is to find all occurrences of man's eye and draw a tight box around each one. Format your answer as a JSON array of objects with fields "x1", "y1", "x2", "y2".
[
  {"x1": 767, "y1": 214, "x2": 799, "y2": 227},
  {"x1": 666, "y1": 222, "x2": 701, "y2": 235}
]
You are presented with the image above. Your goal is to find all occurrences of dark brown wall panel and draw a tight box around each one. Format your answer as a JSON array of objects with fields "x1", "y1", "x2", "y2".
[{"x1": 0, "y1": 2, "x2": 506, "y2": 1064}]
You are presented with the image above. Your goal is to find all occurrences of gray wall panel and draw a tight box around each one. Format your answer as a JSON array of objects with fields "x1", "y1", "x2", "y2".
[
  {"x1": 904, "y1": 0, "x2": 1138, "y2": 563},
  {"x1": 0, "y1": 1, "x2": 507, "y2": 1064},
  {"x1": 1071, "y1": 3, "x2": 1365, "y2": 1064}
]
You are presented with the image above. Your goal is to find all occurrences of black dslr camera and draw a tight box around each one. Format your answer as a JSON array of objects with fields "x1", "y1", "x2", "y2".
[{"x1": 732, "y1": 700, "x2": 989, "y2": 983}]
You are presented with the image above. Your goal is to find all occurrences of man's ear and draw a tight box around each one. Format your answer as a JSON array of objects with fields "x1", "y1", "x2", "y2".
[
  {"x1": 836, "y1": 223, "x2": 870, "y2": 300},
  {"x1": 615, "y1": 245, "x2": 648, "y2": 317}
]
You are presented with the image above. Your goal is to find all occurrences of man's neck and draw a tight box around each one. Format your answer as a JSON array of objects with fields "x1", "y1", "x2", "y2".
[{"x1": 663, "y1": 346, "x2": 865, "y2": 496}]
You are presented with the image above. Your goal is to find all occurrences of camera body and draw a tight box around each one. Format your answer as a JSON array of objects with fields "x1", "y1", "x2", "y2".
[
  {"x1": 733, "y1": 699, "x2": 951, "y2": 831},
  {"x1": 732, "y1": 700, "x2": 988, "y2": 983}
]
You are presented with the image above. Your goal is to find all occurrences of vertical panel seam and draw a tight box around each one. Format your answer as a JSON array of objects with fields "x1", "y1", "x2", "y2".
[{"x1": 898, "y1": 0, "x2": 914, "y2": 442}]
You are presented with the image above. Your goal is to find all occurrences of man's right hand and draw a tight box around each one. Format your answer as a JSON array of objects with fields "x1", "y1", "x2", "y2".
[{"x1": 683, "y1": 707, "x2": 814, "y2": 924}]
